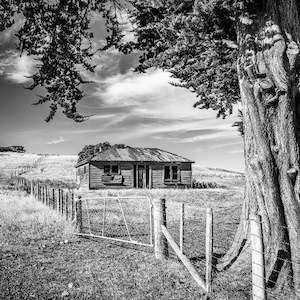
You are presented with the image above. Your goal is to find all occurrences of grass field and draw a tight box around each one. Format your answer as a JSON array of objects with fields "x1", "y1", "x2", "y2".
[
  {"x1": 0, "y1": 152, "x2": 77, "y2": 184},
  {"x1": 0, "y1": 185, "x2": 253, "y2": 299},
  {"x1": 0, "y1": 152, "x2": 252, "y2": 299}
]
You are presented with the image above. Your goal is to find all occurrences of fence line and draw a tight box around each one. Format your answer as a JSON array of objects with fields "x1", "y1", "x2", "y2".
[
  {"x1": 12, "y1": 176, "x2": 78, "y2": 224},
  {"x1": 12, "y1": 176, "x2": 298, "y2": 299}
]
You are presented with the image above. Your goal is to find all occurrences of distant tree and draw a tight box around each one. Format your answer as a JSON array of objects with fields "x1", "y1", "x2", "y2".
[
  {"x1": 2, "y1": 0, "x2": 300, "y2": 295},
  {"x1": 0, "y1": 145, "x2": 25, "y2": 153},
  {"x1": 77, "y1": 141, "x2": 114, "y2": 162}
]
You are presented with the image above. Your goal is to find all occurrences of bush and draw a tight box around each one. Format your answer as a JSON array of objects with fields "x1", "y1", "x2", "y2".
[
  {"x1": 0, "y1": 146, "x2": 25, "y2": 153},
  {"x1": 191, "y1": 178, "x2": 220, "y2": 189}
]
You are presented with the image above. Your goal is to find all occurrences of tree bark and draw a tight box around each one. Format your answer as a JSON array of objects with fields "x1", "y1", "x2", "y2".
[{"x1": 217, "y1": 0, "x2": 300, "y2": 296}]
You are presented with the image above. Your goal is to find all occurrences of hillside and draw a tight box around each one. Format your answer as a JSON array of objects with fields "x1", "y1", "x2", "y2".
[
  {"x1": 192, "y1": 165, "x2": 244, "y2": 188},
  {"x1": 0, "y1": 152, "x2": 244, "y2": 188},
  {"x1": 0, "y1": 152, "x2": 77, "y2": 185}
]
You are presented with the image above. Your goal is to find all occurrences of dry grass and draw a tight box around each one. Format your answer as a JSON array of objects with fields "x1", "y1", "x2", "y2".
[
  {"x1": 24, "y1": 155, "x2": 77, "y2": 183},
  {"x1": 0, "y1": 153, "x2": 254, "y2": 299},
  {"x1": 0, "y1": 152, "x2": 77, "y2": 184},
  {"x1": 0, "y1": 188, "x2": 212, "y2": 299}
]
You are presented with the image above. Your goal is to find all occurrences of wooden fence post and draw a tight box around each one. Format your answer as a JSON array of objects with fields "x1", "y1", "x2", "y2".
[
  {"x1": 37, "y1": 183, "x2": 40, "y2": 200},
  {"x1": 206, "y1": 208, "x2": 213, "y2": 294},
  {"x1": 45, "y1": 186, "x2": 49, "y2": 206},
  {"x1": 149, "y1": 201, "x2": 153, "y2": 245},
  {"x1": 65, "y1": 192, "x2": 69, "y2": 220},
  {"x1": 180, "y1": 203, "x2": 185, "y2": 254},
  {"x1": 71, "y1": 193, "x2": 75, "y2": 221},
  {"x1": 76, "y1": 196, "x2": 83, "y2": 233},
  {"x1": 30, "y1": 180, "x2": 34, "y2": 199},
  {"x1": 250, "y1": 214, "x2": 266, "y2": 300},
  {"x1": 59, "y1": 189, "x2": 63, "y2": 215},
  {"x1": 42, "y1": 185, "x2": 45, "y2": 204},
  {"x1": 52, "y1": 188, "x2": 55, "y2": 209},
  {"x1": 153, "y1": 198, "x2": 168, "y2": 259},
  {"x1": 56, "y1": 189, "x2": 60, "y2": 214}
]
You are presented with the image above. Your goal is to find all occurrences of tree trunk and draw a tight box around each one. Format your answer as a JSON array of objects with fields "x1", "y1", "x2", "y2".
[{"x1": 217, "y1": 0, "x2": 300, "y2": 296}]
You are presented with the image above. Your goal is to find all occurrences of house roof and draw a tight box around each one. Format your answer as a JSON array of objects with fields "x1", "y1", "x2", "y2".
[{"x1": 76, "y1": 146, "x2": 194, "y2": 167}]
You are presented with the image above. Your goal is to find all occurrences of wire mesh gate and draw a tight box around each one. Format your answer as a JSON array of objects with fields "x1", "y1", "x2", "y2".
[{"x1": 75, "y1": 195, "x2": 153, "y2": 248}]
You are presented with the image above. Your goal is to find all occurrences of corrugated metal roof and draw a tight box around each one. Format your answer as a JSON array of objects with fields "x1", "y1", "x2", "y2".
[{"x1": 76, "y1": 147, "x2": 193, "y2": 167}]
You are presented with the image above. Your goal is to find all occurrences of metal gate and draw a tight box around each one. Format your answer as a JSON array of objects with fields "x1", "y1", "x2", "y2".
[{"x1": 75, "y1": 195, "x2": 153, "y2": 248}]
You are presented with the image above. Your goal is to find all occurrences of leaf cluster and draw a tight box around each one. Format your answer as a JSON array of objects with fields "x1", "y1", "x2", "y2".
[
  {"x1": 77, "y1": 141, "x2": 129, "y2": 162},
  {"x1": 118, "y1": 0, "x2": 242, "y2": 118},
  {"x1": 0, "y1": 0, "x2": 123, "y2": 122},
  {"x1": 0, "y1": 0, "x2": 264, "y2": 121}
]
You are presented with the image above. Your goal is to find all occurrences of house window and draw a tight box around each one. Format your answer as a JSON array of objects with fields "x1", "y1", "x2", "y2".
[
  {"x1": 111, "y1": 165, "x2": 119, "y2": 174},
  {"x1": 104, "y1": 165, "x2": 110, "y2": 174},
  {"x1": 104, "y1": 165, "x2": 119, "y2": 174},
  {"x1": 164, "y1": 166, "x2": 171, "y2": 180},
  {"x1": 164, "y1": 165, "x2": 179, "y2": 181},
  {"x1": 83, "y1": 166, "x2": 87, "y2": 173},
  {"x1": 172, "y1": 166, "x2": 178, "y2": 180}
]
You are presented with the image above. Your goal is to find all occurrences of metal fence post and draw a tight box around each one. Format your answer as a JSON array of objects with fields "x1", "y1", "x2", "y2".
[
  {"x1": 153, "y1": 198, "x2": 168, "y2": 259},
  {"x1": 206, "y1": 208, "x2": 213, "y2": 294},
  {"x1": 250, "y1": 214, "x2": 266, "y2": 300}
]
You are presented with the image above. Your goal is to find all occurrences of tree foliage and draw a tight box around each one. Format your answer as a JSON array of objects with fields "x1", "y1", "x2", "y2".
[
  {"x1": 77, "y1": 141, "x2": 127, "y2": 162},
  {"x1": 120, "y1": 0, "x2": 241, "y2": 118},
  {"x1": 0, "y1": 0, "x2": 123, "y2": 122},
  {"x1": 0, "y1": 0, "x2": 263, "y2": 120}
]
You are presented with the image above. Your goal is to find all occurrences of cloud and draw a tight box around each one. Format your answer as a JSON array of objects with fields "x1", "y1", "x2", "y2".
[
  {"x1": 210, "y1": 140, "x2": 243, "y2": 149},
  {"x1": 89, "y1": 113, "x2": 116, "y2": 120},
  {"x1": 76, "y1": 68, "x2": 240, "y2": 146},
  {"x1": 228, "y1": 149, "x2": 244, "y2": 154},
  {"x1": 0, "y1": 51, "x2": 36, "y2": 83},
  {"x1": 47, "y1": 137, "x2": 65, "y2": 145},
  {"x1": 0, "y1": 15, "x2": 24, "y2": 46}
]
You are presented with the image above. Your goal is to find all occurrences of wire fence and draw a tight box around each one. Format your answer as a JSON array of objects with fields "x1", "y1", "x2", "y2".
[
  {"x1": 9, "y1": 176, "x2": 300, "y2": 299},
  {"x1": 78, "y1": 194, "x2": 153, "y2": 247}
]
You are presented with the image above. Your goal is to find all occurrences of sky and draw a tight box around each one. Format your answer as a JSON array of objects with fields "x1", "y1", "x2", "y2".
[{"x1": 0, "y1": 13, "x2": 244, "y2": 172}]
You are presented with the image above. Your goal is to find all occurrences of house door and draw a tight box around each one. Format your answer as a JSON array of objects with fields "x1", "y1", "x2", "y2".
[{"x1": 138, "y1": 165, "x2": 144, "y2": 188}]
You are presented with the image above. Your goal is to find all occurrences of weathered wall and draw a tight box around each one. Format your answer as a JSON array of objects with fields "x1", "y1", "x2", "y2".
[
  {"x1": 78, "y1": 161, "x2": 192, "y2": 189},
  {"x1": 76, "y1": 163, "x2": 89, "y2": 189},
  {"x1": 89, "y1": 162, "x2": 134, "y2": 189},
  {"x1": 150, "y1": 163, "x2": 192, "y2": 188}
]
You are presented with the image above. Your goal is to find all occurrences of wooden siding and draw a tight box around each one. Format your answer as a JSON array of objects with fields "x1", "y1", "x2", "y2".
[
  {"x1": 120, "y1": 163, "x2": 134, "y2": 187},
  {"x1": 89, "y1": 162, "x2": 134, "y2": 189},
  {"x1": 78, "y1": 161, "x2": 193, "y2": 189},
  {"x1": 76, "y1": 163, "x2": 89, "y2": 189},
  {"x1": 89, "y1": 162, "x2": 104, "y2": 189},
  {"x1": 179, "y1": 163, "x2": 192, "y2": 187},
  {"x1": 152, "y1": 164, "x2": 166, "y2": 188},
  {"x1": 152, "y1": 163, "x2": 192, "y2": 188}
]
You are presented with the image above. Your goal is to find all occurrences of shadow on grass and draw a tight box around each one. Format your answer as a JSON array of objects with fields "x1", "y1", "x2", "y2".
[{"x1": 78, "y1": 235, "x2": 154, "y2": 254}]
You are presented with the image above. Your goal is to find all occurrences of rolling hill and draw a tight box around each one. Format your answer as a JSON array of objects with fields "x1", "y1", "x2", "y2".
[{"x1": 0, "y1": 152, "x2": 244, "y2": 188}]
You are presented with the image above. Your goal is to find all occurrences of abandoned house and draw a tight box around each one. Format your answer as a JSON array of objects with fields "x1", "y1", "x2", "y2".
[{"x1": 75, "y1": 145, "x2": 194, "y2": 189}]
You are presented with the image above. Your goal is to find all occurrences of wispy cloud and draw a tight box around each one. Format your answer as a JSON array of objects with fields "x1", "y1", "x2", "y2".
[
  {"x1": 0, "y1": 15, "x2": 24, "y2": 46},
  {"x1": 0, "y1": 51, "x2": 36, "y2": 83},
  {"x1": 210, "y1": 140, "x2": 243, "y2": 149},
  {"x1": 47, "y1": 137, "x2": 65, "y2": 145},
  {"x1": 228, "y1": 149, "x2": 244, "y2": 154},
  {"x1": 73, "y1": 68, "x2": 240, "y2": 146}
]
